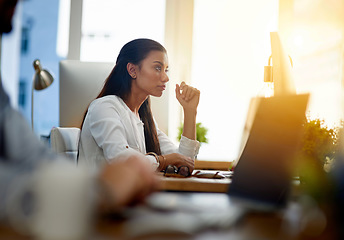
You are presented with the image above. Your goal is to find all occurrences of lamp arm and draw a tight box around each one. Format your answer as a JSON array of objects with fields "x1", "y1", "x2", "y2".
[{"x1": 31, "y1": 85, "x2": 34, "y2": 130}]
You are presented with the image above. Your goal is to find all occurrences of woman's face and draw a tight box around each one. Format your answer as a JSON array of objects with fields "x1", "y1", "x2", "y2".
[{"x1": 133, "y1": 50, "x2": 169, "y2": 98}]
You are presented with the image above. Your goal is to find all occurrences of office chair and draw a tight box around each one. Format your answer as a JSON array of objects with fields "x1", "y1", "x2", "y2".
[{"x1": 50, "y1": 127, "x2": 80, "y2": 164}]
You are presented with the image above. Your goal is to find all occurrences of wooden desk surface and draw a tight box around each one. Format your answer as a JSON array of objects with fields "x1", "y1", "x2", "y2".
[{"x1": 158, "y1": 170, "x2": 231, "y2": 193}]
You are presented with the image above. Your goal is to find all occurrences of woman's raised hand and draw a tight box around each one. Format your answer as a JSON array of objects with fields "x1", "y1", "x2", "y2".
[{"x1": 175, "y1": 82, "x2": 200, "y2": 111}]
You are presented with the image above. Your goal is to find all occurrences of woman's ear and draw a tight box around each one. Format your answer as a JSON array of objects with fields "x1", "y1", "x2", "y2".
[{"x1": 127, "y1": 63, "x2": 137, "y2": 79}]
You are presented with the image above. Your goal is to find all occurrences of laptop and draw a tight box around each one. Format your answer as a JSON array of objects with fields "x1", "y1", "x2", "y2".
[
  {"x1": 124, "y1": 94, "x2": 309, "y2": 236},
  {"x1": 228, "y1": 93, "x2": 309, "y2": 210}
]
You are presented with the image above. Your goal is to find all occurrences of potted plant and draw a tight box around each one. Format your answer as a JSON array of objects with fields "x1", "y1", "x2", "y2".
[
  {"x1": 300, "y1": 118, "x2": 338, "y2": 169},
  {"x1": 297, "y1": 116, "x2": 342, "y2": 201},
  {"x1": 177, "y1": 122, "x2": 209, "y2": 144}
]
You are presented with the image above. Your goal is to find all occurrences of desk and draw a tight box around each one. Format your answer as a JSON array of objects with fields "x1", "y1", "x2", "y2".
[{"x1": 158, "y1": 170, "x2": 231, "y2": 193}]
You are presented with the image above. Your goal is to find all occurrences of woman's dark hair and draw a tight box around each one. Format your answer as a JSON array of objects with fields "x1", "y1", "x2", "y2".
[{"x1": 83, "y1": 38, "x2": 166, "y2": 155}]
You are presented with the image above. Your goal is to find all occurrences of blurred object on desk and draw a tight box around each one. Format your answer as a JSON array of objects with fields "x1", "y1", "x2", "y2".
[{"x1": 193, "y1": 170, "x2": 227, "y2": 179}]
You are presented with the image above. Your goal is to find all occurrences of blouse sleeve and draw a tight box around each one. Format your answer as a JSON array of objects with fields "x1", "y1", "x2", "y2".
[{"x1": 87, "y1": 99, "x2": 158, "y2": 169}]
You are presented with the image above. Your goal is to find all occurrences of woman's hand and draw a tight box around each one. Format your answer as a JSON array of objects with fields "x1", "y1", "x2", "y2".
[
  {"x1": 175, "y1": 82, "x2": 200, "y2": 112},
  {"x1": 158, "y1": 153, "x2": 195, "y2": 174},
  {"x1": 175, "y1": 82, "x2": 200, "y2": 140}
]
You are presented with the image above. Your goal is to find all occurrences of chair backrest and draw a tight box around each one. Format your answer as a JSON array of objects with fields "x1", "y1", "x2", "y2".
[
  {"x1": 59, "y1": 60, "x2": 114, "y2": 128},
  {"x1": 50, "y1": 127, "x2": 81, "y2": 164}
]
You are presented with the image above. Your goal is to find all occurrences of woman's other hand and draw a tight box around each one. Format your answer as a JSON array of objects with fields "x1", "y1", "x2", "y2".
[
  {"x1": 175, "y1": 82, "x2": 200, "y2": 111},
  {"x1": 158, "y1": 153, "x2": 194, "y2": 174}
]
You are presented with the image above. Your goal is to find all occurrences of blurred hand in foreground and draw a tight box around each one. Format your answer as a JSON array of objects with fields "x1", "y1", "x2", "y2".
[{"x1": 97, "y1": 154, "x2": 160, "y2": 212}]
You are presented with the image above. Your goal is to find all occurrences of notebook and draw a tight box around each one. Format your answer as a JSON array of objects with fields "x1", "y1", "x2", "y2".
[{"x1": 124, "y1": 94, "x2": 309, "y2": 236}]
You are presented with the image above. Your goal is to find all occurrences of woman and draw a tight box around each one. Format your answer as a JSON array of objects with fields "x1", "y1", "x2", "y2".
[{"x1": 78, "y1": 38, "x2": 200, "y2": 174}]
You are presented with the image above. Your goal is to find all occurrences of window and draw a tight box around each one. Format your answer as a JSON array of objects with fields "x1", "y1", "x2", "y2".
[
  {"x1": 191, "y1": 0, "x2": 279, "y2": 161},
  {"x1": 18, "y1": 80, "x2": 27, "y2": 108},
  {"x1": 20, "y1": 17, "x2": 33, "y2": 55},
  {"x1": 80, "y1": 0, "x2": 166, "y2": 62},
  {"x1": 20, "y1": 26, "x2": 30, "y2": 54}
]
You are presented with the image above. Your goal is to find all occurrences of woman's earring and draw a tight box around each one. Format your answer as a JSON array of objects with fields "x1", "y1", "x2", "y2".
[{"x1": 131, "y1": 74, "x2": 136, "y2": 79}]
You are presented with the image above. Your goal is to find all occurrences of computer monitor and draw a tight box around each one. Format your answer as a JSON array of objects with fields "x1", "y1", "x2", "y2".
[
  {"x1": 236, "y1": 32, "x2": 299, "y2": 159},
  {"x1": 270, "y1": 32, "x2": 296, "y2": 96},
  {"x1": 59, "y1": 60, "x2": 114, "y2": 128}
]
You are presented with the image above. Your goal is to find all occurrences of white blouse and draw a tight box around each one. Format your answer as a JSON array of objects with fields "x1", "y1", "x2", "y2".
[{"x1": 78, "y1": 95, "x2": 200, "y2": 171}]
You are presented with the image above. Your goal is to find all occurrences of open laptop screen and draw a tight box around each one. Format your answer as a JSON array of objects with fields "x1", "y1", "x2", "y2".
[{"x1": 228, "y1": 94, "x2": 309, "y2": 208}]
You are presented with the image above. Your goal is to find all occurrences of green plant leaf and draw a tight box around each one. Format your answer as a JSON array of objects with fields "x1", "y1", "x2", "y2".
[{"x1": 177, "y1": 122, "x2": 208, "y2": 143}]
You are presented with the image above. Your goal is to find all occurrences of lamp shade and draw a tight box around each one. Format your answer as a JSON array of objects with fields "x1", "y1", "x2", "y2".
[{"x1": 33, "y1": 59, "x2": 54, "y2": 90}]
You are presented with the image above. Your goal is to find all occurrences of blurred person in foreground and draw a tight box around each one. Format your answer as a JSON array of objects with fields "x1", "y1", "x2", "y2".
[{"x1": 0, "y1": 0, "x2": 158, "y2": 222}]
